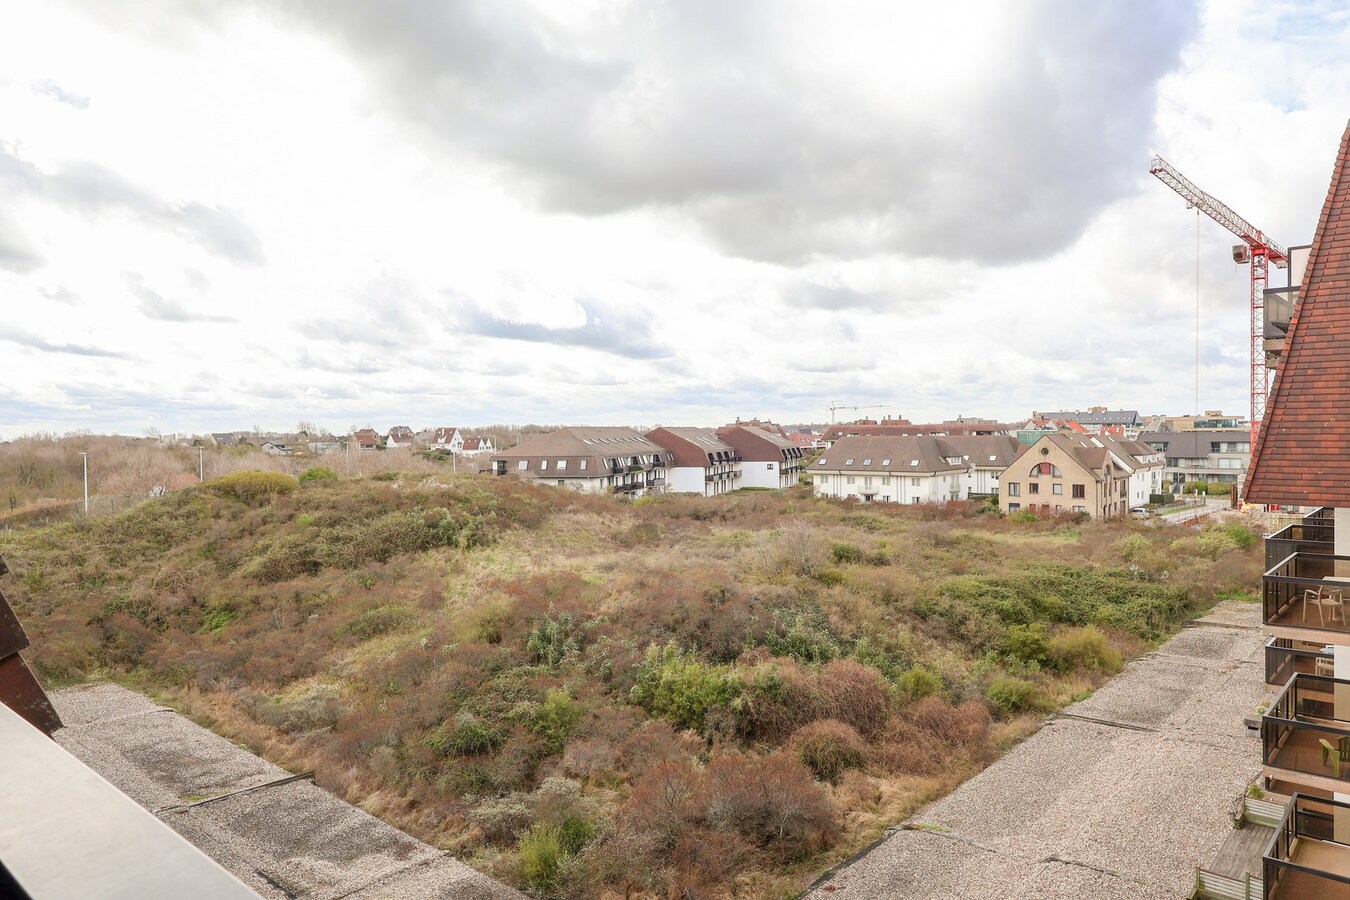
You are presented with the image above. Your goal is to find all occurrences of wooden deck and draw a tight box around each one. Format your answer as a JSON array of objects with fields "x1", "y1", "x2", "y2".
[{"x1": 1210, "y1": 823, "x2": 1275, "y2": 879}]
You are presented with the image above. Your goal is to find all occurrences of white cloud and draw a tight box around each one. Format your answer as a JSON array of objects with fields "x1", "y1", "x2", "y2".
[{"x1": 1, "y1": 0, "x2": 1347, "y2": 438}]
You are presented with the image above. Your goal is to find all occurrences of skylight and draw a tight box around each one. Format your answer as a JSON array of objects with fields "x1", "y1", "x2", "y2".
[
  {"x1": 863, "y1": 458, "x2": 872, "y2": 465},
  {"x1": 910, "y1": 460, "x2": 919, "y2": 466},
  {"x1": 817, "y1": 458, "x2": 827, "y2": 465},
  {"x1": 881, "y1": 458, "x2": 891, "y2": 466}
]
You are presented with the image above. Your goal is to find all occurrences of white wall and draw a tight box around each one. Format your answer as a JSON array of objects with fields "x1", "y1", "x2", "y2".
[
  {"x1": 742, "y1": 460, "x2": 782, "y2": 489},
  {"x1": 668, "y1": 466, "x2": 707, "y2": 494},
  {"x1": 812, "y1": 470, "x2": 966, "y2": 503}
]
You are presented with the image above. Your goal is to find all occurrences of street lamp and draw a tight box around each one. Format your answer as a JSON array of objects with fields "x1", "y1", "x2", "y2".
[
  {"x1": 199, "y1": 447, "x2": 205, "y2": 482},
  {"x1": 79, "y1": 452, "x2": 88, "y2": 515}
]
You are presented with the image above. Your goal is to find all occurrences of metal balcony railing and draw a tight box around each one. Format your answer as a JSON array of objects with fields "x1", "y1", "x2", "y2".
[{"x1": 1264, "y1": 793, "x2": 1350, "y2": 898}]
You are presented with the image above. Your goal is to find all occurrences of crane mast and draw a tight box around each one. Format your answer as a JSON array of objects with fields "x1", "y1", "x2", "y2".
[{"x1": 1148, "y1": 156, "x2": 1288, "y2": 450}]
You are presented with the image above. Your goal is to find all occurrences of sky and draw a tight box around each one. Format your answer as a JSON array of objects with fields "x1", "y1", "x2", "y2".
[{"x1": 3, "y1": 0, "x2": 1350, "y2": 438}]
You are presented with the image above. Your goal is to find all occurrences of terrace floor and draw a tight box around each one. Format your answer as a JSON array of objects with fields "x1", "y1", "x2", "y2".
[
  {"x1": 807, "y1": 601, "x2": 1272, "y2": 899},
  {"x1": 1271, "y1": 840, "x2": 1350, "y2": 899}
]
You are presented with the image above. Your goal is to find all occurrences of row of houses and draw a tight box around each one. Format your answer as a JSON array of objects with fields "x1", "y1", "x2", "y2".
[
  {"x1": 488, "y1": 420, "x2": 1164, "y2": 519},
  {"x1": 488, "y1": 422, "x2": 806, "y2": 497},
  {"x1": 344, "y1": 428, "x2": 495, "y2": 455}
]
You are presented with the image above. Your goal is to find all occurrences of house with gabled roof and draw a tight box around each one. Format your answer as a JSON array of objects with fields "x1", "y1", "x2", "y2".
[
  {"x1": 352, "y1": 428, "x2": 380, "y2": 451},
  {"x1": 489, "y1": 427, "x2": 671, "y2": 497},
  {"x1": 430, "y1": 428, "x2": 463, "y2": 452},
  {"x1": 386, "y1": 426, "x2": 415, "y2": 449},
  {"x1": 646, "y1": 427, "x2": 741, "y2": 496},
  {"x1": 460, "y1": 437, "x2": 495, "y2": 457},
  {"x1": 1000, "y1": 433, "x2": 1139, "y2": 518},
  {"x1": 716, "y1": 424, "x2": 804, "y2": 489}
]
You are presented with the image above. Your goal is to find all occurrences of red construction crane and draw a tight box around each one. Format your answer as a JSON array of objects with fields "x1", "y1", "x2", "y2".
[{"x1": 1148, "y1": 156, "x2": 1288, "y2": 449}]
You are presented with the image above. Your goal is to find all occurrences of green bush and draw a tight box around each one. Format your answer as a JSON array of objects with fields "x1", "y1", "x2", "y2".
[
  {"x1": 631, "y1": 643, "x2": 742, "y2": 734},
  {"x1": 527, "y1": 609, "x2": 580, "y2": 668},
  {"x1": 199, "y1": 604, "x2": 237, "y2": 634},
  {"x1": 1047, "y1": 625, "x2": 1122, "y2": 673},
  {"x1": 986, "y1": 675, "x2": 1043, "y2": 715},
  {"x1": 208, "y1": 470, "x2": 299, "y2": 504},
  {"x1": 1007, "y1": 510, "x2": 1037, "y2": 523},
  {"x1": 1004, "y1": 623, "x2": 1050, "y2": 665},
  {"x1": 515, "y1": 688, "x2": 583, "y2": 753},
  {"x1": 1223, "y1": 523, "x2": 1256, "y2": 549},
  {"x1": 897, "y1": 666, "x2": 943, "y2": 700},
  {"x1": 517, "y1": 824, "x2": 564, "y2": 894},
  {"x1": 1206, "y1": 482, "x2": 1233, "y2": 496},
  {"x1": 1116, "y1": 533, "x2": 1151, "y2": 562},
  {"x1": 764, "y1": 605, "x2": 842, "y2": 664},
  {"x1": 425, "y1": 713, "x2": 506, "y2": 757},
  {"x1": 831, "y1": 542, "x2": 864, "y2": 564},
  {"x1": 555, "y1": 816, "x2": 596, "y2": 855},
  {"x1": 299, "y1": 465, "x2": 338, "y2": 483}
]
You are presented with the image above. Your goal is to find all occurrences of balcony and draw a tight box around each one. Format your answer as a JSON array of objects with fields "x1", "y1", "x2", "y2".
[
  {"x1": 1268, "y1": 513, "x2": 1336, "y2": 570},
  {"x1": 1264, "y1": 552, "x2": 1350, "y2": 642},
  {"x1": 1262, "y1": 674, "x2": 1350, "y2": 793},
  {"x1": 1264, "y1": 793, "x2": 1350, "y2": 898},
  {"x1": 1268, "y1": 637, "x2": 1337, "y2": 686}
]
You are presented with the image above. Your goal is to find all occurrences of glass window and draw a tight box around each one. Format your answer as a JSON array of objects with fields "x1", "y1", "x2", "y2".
[
  {"x1": 1007, "y1": 482, "x2": 1020, "y2": 496},
  {"x1": 1072, "y1": 484, "x2": 1085, "y2": 498},
  {"x1": 1008, "y1": 502, "x2": 1021, "y2": 511},
  {"x1": 580, "y1": 459, "x2": 587, "y2": 470},
  {"x1": 1052, "y1": 483, "x2": 1063, "y2": 495},
  {"x1": 540, "y1": 460, "x2": 548, "y2": 471},
  {"x1": 557, "y1": 460, "x2": 567, "y2": 471},
  {"x1": 1029, "y1": 482, "x2": 1039, "y2": 494}
]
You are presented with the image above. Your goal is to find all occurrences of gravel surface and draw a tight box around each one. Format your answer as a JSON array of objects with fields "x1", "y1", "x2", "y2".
[
  {"x1": 809, "y1": 600, "x2": 1270, "y2": 899},
  {"x1": 53, "y1": 683, "x2": 523, "y2": 899}
]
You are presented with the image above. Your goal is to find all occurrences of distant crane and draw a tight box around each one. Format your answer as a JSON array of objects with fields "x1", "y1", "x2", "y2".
[
  {"x1": 827, "y1": 403, "x2": 891, "y2": 425},
  {"x1": 1148, "y1": 156, "x2": 1288, "y2": 449}
]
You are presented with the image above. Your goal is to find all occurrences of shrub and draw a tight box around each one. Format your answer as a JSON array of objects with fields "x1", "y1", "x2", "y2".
[
  {"x1": 1116, "y1": 533, "x2": 1151, "y2": 562},
  {"x1": 298, "y1": 466, "x2": 338, "y2": 483},
  {"x1": 764, "y1": 605, "x2": 842, "y2": 664},
  {"x1": 517, "y1": 688, "x2": 584, "y2": 753},
  {"x1": 517, "y1": 824, "x2": 564, "y2": 894},
  {"x1": 1206, "y1": 482, "x2": 1233, "y2": 496},
  {"x1": 631, "y1": 643, "x2": 742, "y2": 734},
  {"x1": 342, "y1": 604, "x2": 411, "y2": 640},
  {"x1": 556, "y1": 816, "x2": 596, "y2": 855},
  {"x1": 897, "y1": 666, "x2": 943, "y2": 700},
  {"x1": 208, "y1": 470, "x2": 298, "y2": 503},
  {"x1": 468, "y1": 794, "x2": 532, "y2": 844},
  {"x1": 527, "y1": 608, "x2": 581, "y2": 668},
  {"x1": 242, "y1": 683, "x2": 344, "y2": 734},
  {"x1": 701, "y1": 752, "x2": 837, "y2": 859},
  {"x1": 831, "y1": 542, "x2": 864, "y2": 564},
  {"x1": 986, "y1": 675, "x2": 1043, "y2": 715},
  {"x1": 1004, "y1": 623, "x2": 1050, "y2": 666},
  {"x1": 425, "y1": 713, "x2": 506, "y2": 757},
  {"x1": 792, "y1": 719, "x2": 868, "y2": 783},
  {"x1": 1048, "y1": 625, "x2": 1122, "y2": 673},
  {"x1": 1223, "y1": 523, "x2": 1256, "y2": 549},
  {"x1": 1007, "y1": 510, "x2": 1036, "y2": 523}
]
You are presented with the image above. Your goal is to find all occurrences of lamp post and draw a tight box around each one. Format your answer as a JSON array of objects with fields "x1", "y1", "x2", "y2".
[
  {"x1": 79, "y1": 452, "x2": 88, "y2": 515},
  {"x1": 198, "y1": 447, "x2": 205, "y2": 482}
]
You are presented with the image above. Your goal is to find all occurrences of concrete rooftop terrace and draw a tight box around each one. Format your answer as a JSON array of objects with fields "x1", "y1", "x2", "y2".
[
  {"x1": 49, "y1": 683, "x2": 521, "y2": 900},
  {"x1": 808, "y1": 600, "x2": 1270, "y2": 899}
]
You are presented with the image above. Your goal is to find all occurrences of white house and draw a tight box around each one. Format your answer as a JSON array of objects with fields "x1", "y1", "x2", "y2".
[
  {"x1": 460, "y1": 437, "x2": 495, "y2": 457},
  {"x1": 646, "y1": 427, "x2": 742, "y2": 496},
  {"x1": 811, "y1": 436, "x2": 968, "y2": 503},
  {"x1": 431, "y1": 427, "x2": 464, "y2": 452},
  {"x1": 387, "y1": 426, "x2": 416, "y2": 449},
  {"x1": 716, "y1": 424, "x2": 804, "y2": 489}
]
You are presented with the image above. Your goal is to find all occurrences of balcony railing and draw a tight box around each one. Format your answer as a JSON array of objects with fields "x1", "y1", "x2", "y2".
[
  {"x1": 1264, "y1": 793, "x2": 1350, "y2": 898},
  {"x1": 1267, "y1": 636, "x2": 1336, "y2": 686},
  {"x1": 1264, "y1": 552, "x2": 1350, "y2": 637},
  {"x1": 1262, "y1": 674, "x2": 1350, "y2": 790},
  {"x1": 1267, "y1": 520, "x2": 1336, "y2": 570}
]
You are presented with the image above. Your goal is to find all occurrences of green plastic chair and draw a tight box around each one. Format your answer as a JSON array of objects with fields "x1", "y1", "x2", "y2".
[{"x1": 1321, "y1": 738, "x2": 1344, "y2": 777}]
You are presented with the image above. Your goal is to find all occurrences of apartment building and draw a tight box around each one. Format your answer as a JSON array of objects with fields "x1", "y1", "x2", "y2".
[
  {"x1": 1244, "y1": 122, "x2": 1350, "y2": 895},
  {"x1": 1140, "y1": 429, "x2": 1250, "y2": 491},
  {"x1": 488, "y1": 427, "x2": 671, "y2": 497},
  {"x1": 716, "y1": 424, "x2": 804, "y2": 489},
  {"x1": 810, "y1": 436, "x2": 966, "y2": 503},
  {"x1": 646, "y1": 427, "x2": 742, "y2": 496}
]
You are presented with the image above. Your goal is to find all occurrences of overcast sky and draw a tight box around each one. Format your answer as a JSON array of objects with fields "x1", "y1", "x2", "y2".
[{"x1": 3, "y1": 0, "x2": 1349, "y2": 437}]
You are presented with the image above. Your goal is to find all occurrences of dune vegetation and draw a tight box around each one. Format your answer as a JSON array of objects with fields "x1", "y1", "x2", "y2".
[{"x1": 0, "y1": 472, "x2": 1262, "y2": 897}]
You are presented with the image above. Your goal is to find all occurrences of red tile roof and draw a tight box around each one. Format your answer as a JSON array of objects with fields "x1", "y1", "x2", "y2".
[{"x1": 1247, "y1": 122, "x2": 1350, "y2": 506}]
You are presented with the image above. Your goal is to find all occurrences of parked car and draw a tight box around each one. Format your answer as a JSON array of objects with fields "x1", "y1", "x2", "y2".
[{"x1": 1129, "y1": 506, "x2": 1150, "y2": 518}]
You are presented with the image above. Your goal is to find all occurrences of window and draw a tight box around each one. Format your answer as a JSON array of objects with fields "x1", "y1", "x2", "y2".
[
  {"x1": 540, "y1": 460, "x2": 548, "y2": 471},
  {"x1": 845, "y1": 458, "x2": 854, "y2": 465},
  {"x1": 1072, "y1": 505, "x2": 1085, "y2": 513},
  {"x1": 881, "y1": 458, "x2": 891, "y2": 466},
  {"x1": 1029, "y1": 463, "x2": 1061, "y2": 477},
  {"x1": 817, "y1": 458, "x2": 828, "y2": 465},
  {"x1": 1055, "y1": 504, "x2": 1062, "y2": 512},
  {"x1": 557, "y1": 460, "x2": 567, "y2": 471},
  {"x1": 1007, "y1": 482, "x2": 1020, "y2": 496},
  {"x1": 846, "y1": 476, "x2": 855, "y2": 485},
  {"x1": 881, "y1": 477, "x2": 889, "y2": 485},
  {"x1": 517, "y1": 460, "x2": 528, "y2": 470},
  {"x1": 1029, "y1": 482, "x2": 1039, "y2": 494},
  {"x1": 863, "y1": 476, "x2": 873, "y2": 489},
  {"x1": 911, "y1": 477, "x2": 920, "y2": 486},
  {"x1": 1052, "y1": 483, "x2": 1063, "y2": 495},
  {"x1": 1008, "y1": 502, "x2": 1021, "y2": 511},
  {"x1": 1072, "y1": 484, "x2": 1085, "y2": 498},
  {"x1": 580, "y1": 459, "x2": 587, "y2": 470}
]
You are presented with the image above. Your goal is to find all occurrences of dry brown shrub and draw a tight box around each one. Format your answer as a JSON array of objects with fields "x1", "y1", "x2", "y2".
[
  {"x1": 791, "y1": 719, "x2": 868, "y2": 783},
  {"x1": 700, "y1": 752, "x2": 838, "y2": 859},
  {"x1": 621, "y1": 757, "x2": 701, "y2": 848}
]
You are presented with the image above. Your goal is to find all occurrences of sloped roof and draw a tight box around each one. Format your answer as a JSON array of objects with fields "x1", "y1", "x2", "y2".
[
  {"x1": 813, "y1": 436, "x2": 967, "y2": 474},
  {"x1": 647, "y1": 427, "x2": 736, "y2": 467},
  {"x1": 1247, "y1": 122, "x2": 1350, "y2": 505}
]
